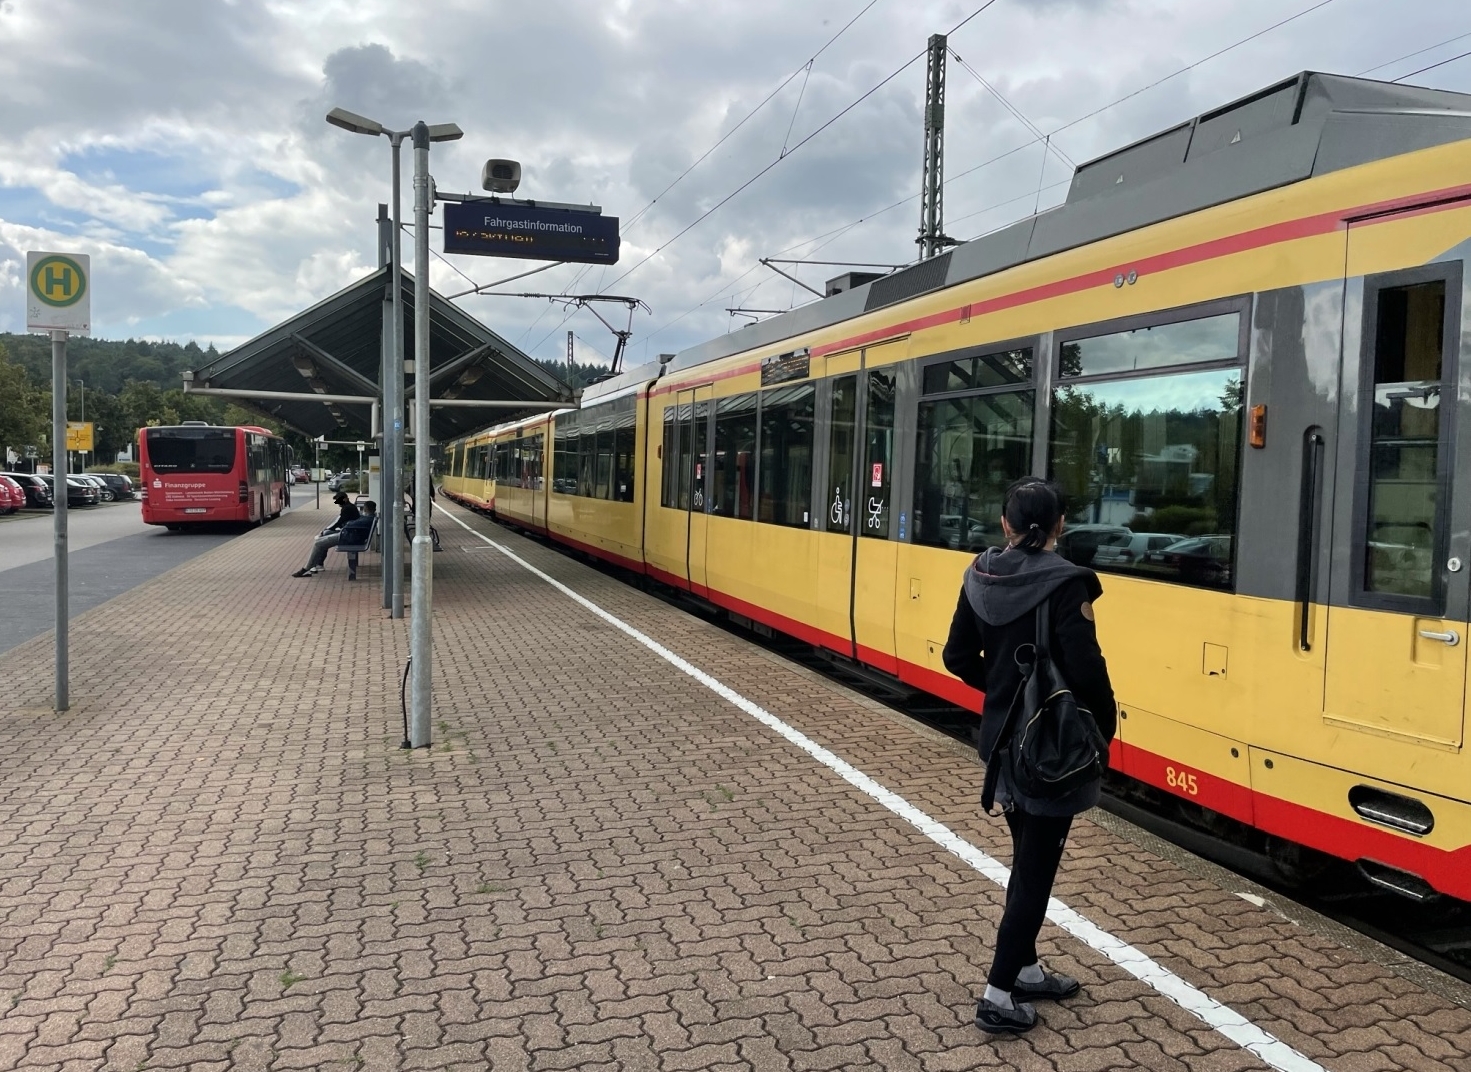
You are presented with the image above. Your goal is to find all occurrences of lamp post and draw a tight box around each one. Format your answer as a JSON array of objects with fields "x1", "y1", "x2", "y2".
[
  {"x1": 327, "y1": 107, "x2": 461, "y2": 748},
  {"x1": 325, "y1": 108, "x2": 408, "y2": 619}
]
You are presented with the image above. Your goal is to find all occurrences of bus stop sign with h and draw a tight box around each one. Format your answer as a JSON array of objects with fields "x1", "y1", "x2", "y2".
[{"x1": 27, "y1": 250, "x2": 91, "y2": 713}]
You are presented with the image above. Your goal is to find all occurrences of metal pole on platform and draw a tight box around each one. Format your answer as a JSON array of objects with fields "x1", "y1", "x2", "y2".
[
  {"x1": 326, "y1": 107, "x2": 408, "y2": 619},
  {"x1": 51, "y1": 330, "x2": 68, "y2": 711},
  {"x1": 409, "y1": 120, "x2": 434, "y2": 748},
  {"x1": 386, "y1": 133, "x2": 405, "y2": 619}
]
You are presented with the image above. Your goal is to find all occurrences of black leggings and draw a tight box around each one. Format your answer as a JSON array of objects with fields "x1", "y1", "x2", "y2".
[{"x1": 987, "y1": 809, "x2": 1073, "y2": 990}]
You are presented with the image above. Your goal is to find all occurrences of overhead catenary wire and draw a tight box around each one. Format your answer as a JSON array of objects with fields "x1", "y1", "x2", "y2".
[
  {"x1": 557, "y1": 0, "x2": 885, "y2": 298},
  {"x1": 655, "y1": 0, "x2": 1353, "y2": 338},
  {"x1": 1046, "y1": 0, "x2": 1340, "y2": 145},
  {"x1": 608, "y1": 1, "x2": 882, "y2": 236},
  {"x1": 948, "y1": 48, "x2": 1076, "y2": 168},
  {"x1": 1358, "y1": 30, "x2": 1471, "y2": 77},
  {"x1": 594, "y1": 0, "x2": 1001, "y2": 297},
  {"x1": 551, "y1": 0, "x2": 1349, "y2": 359},
  {"x1": 1393, "y1": 46, "x2": 1471, "y2": 82},
  {"x1": 596, "y1": 48, "x2": 929, "y2": 295}
]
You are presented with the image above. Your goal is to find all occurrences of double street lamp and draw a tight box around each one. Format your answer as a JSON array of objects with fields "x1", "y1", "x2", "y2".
[
  {"x1": 326, "y1": 107, "x2": 462, "y2": 750},
  {"x1": 327, "y1": 107, "x2": 461, "y2": 624}
]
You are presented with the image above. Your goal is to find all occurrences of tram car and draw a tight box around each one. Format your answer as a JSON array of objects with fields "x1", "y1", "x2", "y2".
[{"x1": 444, "y1": 72, "x2": 1471, "y2": 902}]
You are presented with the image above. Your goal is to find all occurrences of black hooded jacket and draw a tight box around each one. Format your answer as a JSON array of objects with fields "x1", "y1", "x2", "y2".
[
  {"x1": 943, "y1": 545, "x2": 1116, "y2": 812},
  {"x1": 325, "y1": 498, "x2": 360, "y2": 533}
]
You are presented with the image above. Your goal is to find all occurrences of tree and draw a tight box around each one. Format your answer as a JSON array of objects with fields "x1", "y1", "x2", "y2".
[{"x1": 0, "y1": 343, "x2": 47, "y2": 463}]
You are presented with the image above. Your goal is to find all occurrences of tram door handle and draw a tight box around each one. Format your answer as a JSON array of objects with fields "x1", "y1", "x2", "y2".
[{"x1": 1418, "y1": 629, "x2": 1460, "y2": 646}]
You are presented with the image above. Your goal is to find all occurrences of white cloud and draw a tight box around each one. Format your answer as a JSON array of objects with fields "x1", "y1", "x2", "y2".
[{"x1": 0, "y1": 0, "x2": 1465, "y2": 364}]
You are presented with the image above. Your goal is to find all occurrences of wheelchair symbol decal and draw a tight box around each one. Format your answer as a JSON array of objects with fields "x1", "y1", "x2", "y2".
[{"x1": 830, "y1": 486, "x2": 846, "y2": 527}]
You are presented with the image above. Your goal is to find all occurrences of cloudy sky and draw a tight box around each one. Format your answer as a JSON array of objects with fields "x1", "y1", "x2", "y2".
[{"x1": 1, "y1": 0, "x2": 1468, "y2": 370}]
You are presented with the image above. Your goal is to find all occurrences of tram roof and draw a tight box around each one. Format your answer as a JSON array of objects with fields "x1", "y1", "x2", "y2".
[
  {"x1": 184, "y1": 266, "x2": 573, "y2": 442},
  {"x1": 588, "y1": 70, "x2": 1471, "y2": 397}
]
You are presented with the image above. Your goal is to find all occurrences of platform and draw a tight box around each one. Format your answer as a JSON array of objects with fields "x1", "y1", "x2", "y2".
[{"x1": 0, "y1": 502, "x2": 1468, "y2": 1072}]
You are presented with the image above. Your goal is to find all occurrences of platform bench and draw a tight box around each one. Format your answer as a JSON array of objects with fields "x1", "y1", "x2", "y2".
[{"x1": 331, "y1": 515, "x2": 379, "y2": 580}]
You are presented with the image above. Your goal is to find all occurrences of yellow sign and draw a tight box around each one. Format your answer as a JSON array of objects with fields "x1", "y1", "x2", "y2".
[{"x1": 66, "y1": 422, "x2": 94, "y2": 452}]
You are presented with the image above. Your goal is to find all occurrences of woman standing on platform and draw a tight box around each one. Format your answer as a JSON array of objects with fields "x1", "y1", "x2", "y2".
[{"x1": 942, "y1": 479, "x2": 1117, "y2": 1035}]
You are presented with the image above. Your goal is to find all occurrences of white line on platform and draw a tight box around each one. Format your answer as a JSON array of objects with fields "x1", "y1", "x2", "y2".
[{"x1": 441, "y1": 507, "x2": 1324, "y2": 1072}]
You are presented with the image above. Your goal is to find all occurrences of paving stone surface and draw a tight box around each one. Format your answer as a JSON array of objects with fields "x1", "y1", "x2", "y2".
[{"x1": 1, "y1": 502, "x2": 1469, "y2": 1072}]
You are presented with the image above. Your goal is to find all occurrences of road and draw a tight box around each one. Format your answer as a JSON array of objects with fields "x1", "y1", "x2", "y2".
[{"x1": 0, "y1": 500, "x2": 282, "y2": 655}]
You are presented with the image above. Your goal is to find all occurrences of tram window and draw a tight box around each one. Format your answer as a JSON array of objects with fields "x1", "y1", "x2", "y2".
[
  {"x1": 861, "y1": 370, "x2": 897, "y2": 539},
  {"x1": 1049, "y1": 367, "x2": 1241, "y2": 587},
  {"x1": 692, "y1": 399, "x2": 710, "y2": 512},
  {"x1": 1062, "y1": 312, "x2": 1239, "y2": 378},
  {"x1": 923, "y1": 348, "x2": 1031, "y2": 395},
  {"x1": 758, "y1": 384, "x2": 815, "y2": 527},
  {"x1": 1363, "y1": 278, "x2": 1448, "y2": 600},
  {"x1": 554, "y1": 422, "x2": 577, "y2": 493},
  {"x1": 614, "y1": 421, "x2": 636, "y2": 502},
  {"x1": 826, "y1": 375, "x2": 857, "y2": 533},
  {"x1": 660, "y1": 404, "x2": 678, "y2": 508},
  {"x1": 713, "y1": 393, "x2": 757, "y2": 519},
  {"x1": 595, "y1": 427, "x2": 614, "y2": 499},
  {"x1": 676, "y1": 403, "x2": 693, "y2": 510},
  {"x1": 913, "y1": 390, "x2": 1033, "y2": 551}
]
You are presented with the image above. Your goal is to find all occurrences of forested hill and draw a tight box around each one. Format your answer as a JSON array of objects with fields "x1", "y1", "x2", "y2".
[
  {"x1": 2, "y1": 333, "x2": 611, "y2": 395},
  {"x1": 0, "y1": 333, "x2": 217, "y2": 394}
]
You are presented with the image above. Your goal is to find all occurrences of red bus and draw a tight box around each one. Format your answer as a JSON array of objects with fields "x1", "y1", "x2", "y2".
[{"x1": 139, "y1": 423, "x2": 290, "y2": 529}]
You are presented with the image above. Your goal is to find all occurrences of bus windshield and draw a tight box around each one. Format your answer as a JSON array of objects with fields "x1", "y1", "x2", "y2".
[{"x1": 146, "y1": 428, "x2": 238, "y2": 473}]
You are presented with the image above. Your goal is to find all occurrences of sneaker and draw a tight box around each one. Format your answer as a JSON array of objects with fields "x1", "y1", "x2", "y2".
[
  {"x1": 975, "y1": 998, "x2": 1037, "y2": 1035},
  {"x1": 291, "y1": 568, "x2": 312, "y2": 578},
  {"x1": 1011, "y1": 971, "x2": 1080, "y2": 1003},
  {"x1": 307, "y1": 565, "x2": 323, "y2": 574},
  {"x1": 347, "y1": 574, "x2": 357, "y2": 581}
]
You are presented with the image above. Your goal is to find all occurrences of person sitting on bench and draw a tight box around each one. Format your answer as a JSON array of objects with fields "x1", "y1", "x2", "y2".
[
  {"x1": 337, "y1": 501, "x2": 378, "y2": 580},
  {"x1": 292, "y1": 492, "x2": 361, "y2": 577}
]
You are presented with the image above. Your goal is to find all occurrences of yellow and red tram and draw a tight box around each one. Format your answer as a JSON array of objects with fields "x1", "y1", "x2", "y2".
[{"x1": 444, "y1": 72, "x2": 1471, "y2": 902}]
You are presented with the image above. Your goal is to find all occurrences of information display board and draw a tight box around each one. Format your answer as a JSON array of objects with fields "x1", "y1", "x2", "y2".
[{"x1": 443, "y1": 201, "x2": 619, "y2": 265}]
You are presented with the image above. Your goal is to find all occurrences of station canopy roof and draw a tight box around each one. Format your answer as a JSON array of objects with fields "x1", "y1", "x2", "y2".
[{"x1": 185, "y1": 266, "x2": 572, "y2": 442}]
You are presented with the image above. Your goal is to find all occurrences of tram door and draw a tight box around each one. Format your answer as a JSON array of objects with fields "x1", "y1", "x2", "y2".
[
  {"x1": 814, "y1": 349, "x2": 904, "y2": 667},
  {"x1": 532, "y1": 429, "x2": 547, "y2": 531},
  {"x1": 681, "y1": 386, "x2": 714, "y2": 593},
  {"x1": 852, "y1": 357, "x2": 901, "y2": 673},
  {"x1": 1322, "y1": 222, "x2": 1469, "y2": 747},
  {"x1": 816, "y1": 372, "x2": 860, "y2": 655}
]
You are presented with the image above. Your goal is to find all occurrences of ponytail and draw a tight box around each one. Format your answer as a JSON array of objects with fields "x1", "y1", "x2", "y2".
[{"x1": 1003, "y1": 478, "x2": 1063, "y2": 553}]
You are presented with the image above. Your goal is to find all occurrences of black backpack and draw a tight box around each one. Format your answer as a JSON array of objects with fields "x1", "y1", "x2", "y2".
[{"x1": 981, "y1": 598, "x2": 1108, "y2": 814}]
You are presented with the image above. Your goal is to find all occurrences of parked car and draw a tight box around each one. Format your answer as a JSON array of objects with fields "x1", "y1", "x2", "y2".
[
  {"x1": 1146, "y1": 535, "x2": 1234, "y2": 586},
  {"x1": 37, "y1": 475, "x2": 100, "y2": 507},
  {"x1": 1, "y1": 472, "x2": 53, "y2": 509},
  {"x1": 1056, "y1": 524, "x2": 1131, "y2": 567},
  {"x1": 0, "y1": 474, "x2": 22, "y2": 515},
  {"x1": 75, "y1": 474, "x2": 111, "y2": 501},
  {"x1": 1091, "y1": 531, "x2": 1182, "y2": 570},
  {"x1": 84, "y1": 472, "x2": 134, "y2": 501}
]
